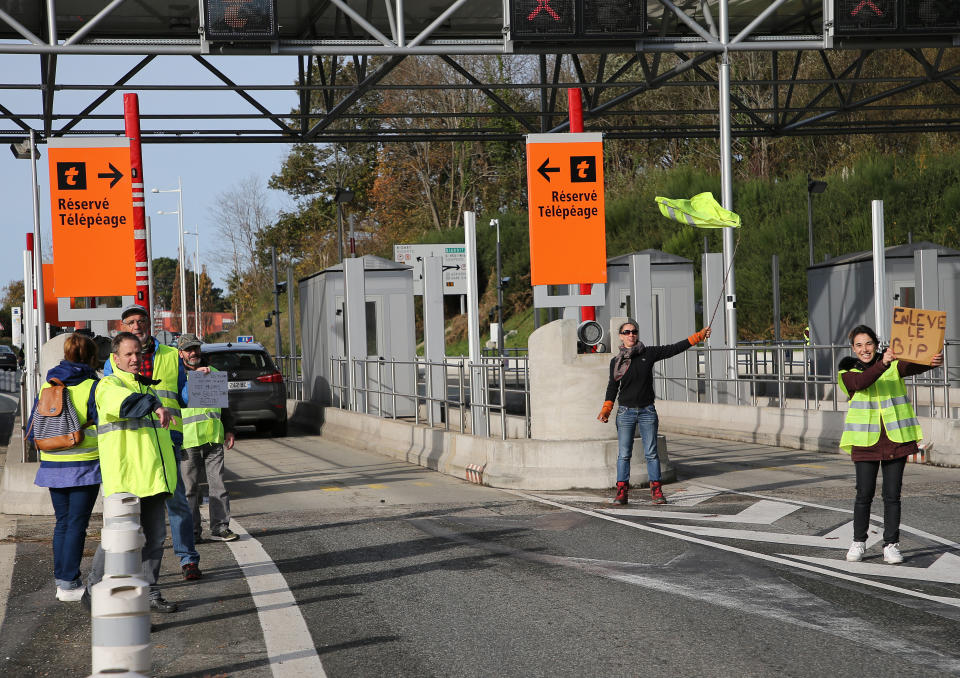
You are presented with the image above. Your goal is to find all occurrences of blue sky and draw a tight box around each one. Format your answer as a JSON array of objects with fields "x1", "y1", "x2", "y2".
[{"x1": 1, "y1": 53, "x2": 301, "y2": 296}]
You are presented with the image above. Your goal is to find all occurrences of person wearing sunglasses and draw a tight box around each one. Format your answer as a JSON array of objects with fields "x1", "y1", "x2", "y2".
[{"x1": 597, "y1": 319, "x2": 711, "y2": 505}]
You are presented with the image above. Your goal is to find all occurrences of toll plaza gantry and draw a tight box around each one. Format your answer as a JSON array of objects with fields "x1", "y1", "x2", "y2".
[{"x1": 2, "y1": 0, "x2": 960, "y2": 355}]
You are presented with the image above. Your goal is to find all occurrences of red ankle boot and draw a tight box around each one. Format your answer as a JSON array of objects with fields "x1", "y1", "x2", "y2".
[
  {"x1": 612, "y1": 481, "x2": 629, "y2": 505},
  {"x1": 650, "y1": 481, "x2": 667, "y2": 505}
]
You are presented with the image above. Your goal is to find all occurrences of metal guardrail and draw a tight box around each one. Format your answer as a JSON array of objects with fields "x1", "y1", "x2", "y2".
[
  {"x1": 329, "y1": 355, "x2": 530, "y2": 440},
  {"x1": 272, "y1": 355, "x2": 303, "y2": 400},
  {"x1": 323, "y1": 340, "x2": 960, "y2": 439}
]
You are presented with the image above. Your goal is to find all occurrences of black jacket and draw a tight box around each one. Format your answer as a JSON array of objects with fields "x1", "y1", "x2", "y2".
[{"x1": 604, "y1": 339, "x2": 693, "y2": 408}]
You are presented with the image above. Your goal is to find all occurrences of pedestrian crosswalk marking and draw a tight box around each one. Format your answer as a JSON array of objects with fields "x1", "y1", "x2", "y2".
[
  {"x1": 655, "y1": 520, "x2": 883, "y2": 550},
  {"x1": 598, "y1": 498, "x2": 800, "y2": 524}
]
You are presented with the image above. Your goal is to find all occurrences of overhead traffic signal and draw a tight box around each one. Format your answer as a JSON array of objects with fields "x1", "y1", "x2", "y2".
[
  {"x1": 832, "y1": 0, "x2": 960, "y2": 36},
  {"x1": 509, "y1": 0, "x2": 646, "y2": 42},
  {"x1": 203, "y1": 0, "x2": 278, "y2": 41}
]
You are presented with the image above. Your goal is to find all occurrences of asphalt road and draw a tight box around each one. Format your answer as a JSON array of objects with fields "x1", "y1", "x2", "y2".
[{"x1": 2, "y1": 430, "x2": 960, "y2": 677}]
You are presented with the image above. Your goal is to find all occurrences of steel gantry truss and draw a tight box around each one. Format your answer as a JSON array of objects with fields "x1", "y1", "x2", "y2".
[{"x1": 0, "y1": 1, "x2": 959, "y2": 146}]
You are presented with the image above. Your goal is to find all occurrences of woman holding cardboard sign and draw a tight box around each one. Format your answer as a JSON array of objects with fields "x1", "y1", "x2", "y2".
[{"x1": 838, "y1": 324, "x2": 941, "y2": 565}]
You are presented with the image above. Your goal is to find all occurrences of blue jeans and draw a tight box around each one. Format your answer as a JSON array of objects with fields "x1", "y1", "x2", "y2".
[
  {"x1": 49, "y1": 485, "x2": 100, "y2": 589},
  {"x1": 165, "y1": 453, "x2": 200, "y2": 566},
  {"x1": 616, "y1": 404, "x2": 660, "y2": 485}
]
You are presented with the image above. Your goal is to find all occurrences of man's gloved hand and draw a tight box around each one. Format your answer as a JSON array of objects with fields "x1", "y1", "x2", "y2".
[{"x1": 597, "y1": 400, "x2": 614, "y2": 423}]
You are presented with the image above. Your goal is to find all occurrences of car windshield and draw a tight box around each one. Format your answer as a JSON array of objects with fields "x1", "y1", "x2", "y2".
[
  {"x1": 0, "y1": 346, "x2": 13, "y2": 354},
  {"x1": 206, "y1": 350, "x2": 274, "y2": 374}
]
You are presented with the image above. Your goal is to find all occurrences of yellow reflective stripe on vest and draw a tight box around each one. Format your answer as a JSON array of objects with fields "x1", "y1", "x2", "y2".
[
  {"x1": 97, "y1": 418, "x2": 166, "y2": 435},
  {"x1": 182, "y1": 411, "x2": 221, "y2": 425}
]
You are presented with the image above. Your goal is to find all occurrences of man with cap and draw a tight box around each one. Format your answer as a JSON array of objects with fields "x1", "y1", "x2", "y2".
[
  {"x1": 107, "y1": 304, "x2": 202, "y2": 582},
  {"x1": 176, "y1": 333, "x2": 238, "y2": 542}
]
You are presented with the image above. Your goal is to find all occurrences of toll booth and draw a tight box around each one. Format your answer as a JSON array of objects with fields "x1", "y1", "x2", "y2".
[
  {"x1": 299, "y1": 255, "x2": 416, "y2": 416},
  {"x1": 596, "y1": 249, "x2": 697, "y2": 402},
  {"x1": 807, "y1": 241, "x2": 960, "y2": 379}
]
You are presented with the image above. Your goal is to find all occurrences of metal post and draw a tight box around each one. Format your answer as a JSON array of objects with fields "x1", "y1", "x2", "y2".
[
  {"x1": 29, "y1": 130, "x2": 46, "y2": 346},
  {"x1": 872, "y1": 200, "x2": 887, "y2": 340},
  {"x1": 145, "y1": 217, "x2": 155, "y2": 324},
  {"x1": 807, "y1": 184, "x2": 815, "y2": 267},
  {"x1": 287, "y1": 263, "x2": 296, "y2": 358},
  {"x1": 719, "y1": 1, "x2": 738, "y2": 374},
  {"x1": 271, "y1": 247, "x2": 282, "y2": 358},
  {"x1": 193, "y1": 228, "x2": 200, "y2": 337},
  {"x1": 336, "y1": 200, "x2": 344, "y2": 262},
  {"x1": 494, "y1": 219, "x2": 504, "y2": 355},
  {"x1": 772, "y1": 254, "x2": 781, "y2": 342},
  {"x1": 176, "y1": 177, "x2": 187, "y2": 334}
]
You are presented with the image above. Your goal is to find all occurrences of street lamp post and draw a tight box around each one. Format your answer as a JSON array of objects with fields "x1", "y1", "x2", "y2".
[
  {"x1": 184, "y1": 229, "x2": 201, "y2": 338},
  {"x1": 334, "y1": 187, "x2": 354, "y2": 262},
  {"x1": 152, "y1": 177, "x2": 187, "y2": 333},
  {"x1": 807, "y1": 175, "x2": 828, "y2": 267}
]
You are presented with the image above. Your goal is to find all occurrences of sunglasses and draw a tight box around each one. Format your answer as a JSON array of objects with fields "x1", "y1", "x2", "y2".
[{"x1": 620, "y1": 329, "x2": 638, "y2": 335}]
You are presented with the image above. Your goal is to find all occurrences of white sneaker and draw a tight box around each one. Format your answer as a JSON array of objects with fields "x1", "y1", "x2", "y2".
[
  {"x1": 56, "y1": 586, "x2": 85, "y2": 602},
  {"x1": 883, "y1": 543, "x2": 904, "y2": 564},
  {"x1": 845, "y1": 541, "x2": 866, "y2": 562}
]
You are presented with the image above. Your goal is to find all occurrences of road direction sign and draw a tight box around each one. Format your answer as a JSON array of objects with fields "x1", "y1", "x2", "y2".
[
  {"x1": 47, "y1": 138, "x2": 136, "y2": 297},
  {"x1": 525, "y1": 132, "x2": 606, "y2": 286},
  {"x1": 393, "y1": 244, "x2": 468, "y2": 295}
]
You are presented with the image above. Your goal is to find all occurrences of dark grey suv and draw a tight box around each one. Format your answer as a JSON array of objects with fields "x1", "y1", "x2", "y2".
[{"x1": 201, "y1": 342, "x2": 287, "y2": 436}]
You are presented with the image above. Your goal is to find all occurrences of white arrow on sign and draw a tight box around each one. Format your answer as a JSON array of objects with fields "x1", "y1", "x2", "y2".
[
  {"x1": 784, "y1": 552, "x2": 960, "y2": 584},
  {"x1": 598, "y1": 499, "x2": 800, "y2": 524},
  {"x1": 654, "y1": 520, "x2": 883, "y2": 550}
]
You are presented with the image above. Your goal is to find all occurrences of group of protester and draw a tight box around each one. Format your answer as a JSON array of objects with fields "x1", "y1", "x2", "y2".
[
  {"x1": 32, "y1": 304, "x2": 236, "y2": 612},
  {"x1": 598, "y1": 318, "x2": 940, "y2": 565}
]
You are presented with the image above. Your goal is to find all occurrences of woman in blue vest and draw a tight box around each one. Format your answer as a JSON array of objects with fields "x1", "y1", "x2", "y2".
[
  {"x1": 31, "y1": 333, "x2": 100, "y2": 601},
  {"x1": 838, "y1": 325, "x2": 941, "y2": 565}
]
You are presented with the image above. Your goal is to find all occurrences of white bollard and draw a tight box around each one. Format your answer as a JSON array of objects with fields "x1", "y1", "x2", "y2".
[
  {"x1": 91, "y1": 575, "x2": 151, "y2": 674},
  {"x1": 86, "y1": 671, "x2": 148, "y2": 677},
  {"x1": 101, "y1": 493, "x2": 145, "y2": 576}
]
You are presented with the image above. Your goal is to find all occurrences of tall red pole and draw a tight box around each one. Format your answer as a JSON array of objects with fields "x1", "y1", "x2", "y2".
[
  {"x1": 568, "y1": 88, "x2": 596, "y2": 322},
  {"x1": 124, "y1": 94, "x2": 151, "y2": 316}
]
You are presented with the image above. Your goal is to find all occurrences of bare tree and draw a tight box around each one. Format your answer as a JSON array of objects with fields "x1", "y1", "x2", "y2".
[{"x1": 208, "y1": 176, "x2": 276, "y2": 315}]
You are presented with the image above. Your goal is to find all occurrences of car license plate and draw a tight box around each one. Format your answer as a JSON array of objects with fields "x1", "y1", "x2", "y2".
[{"x1": 228, "y1": 381, "x2": 251, "y2": 390}]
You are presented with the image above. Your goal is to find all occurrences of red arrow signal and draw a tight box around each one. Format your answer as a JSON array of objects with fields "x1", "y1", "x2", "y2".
[{"x1": 850, "y1": 0, "x2": 884, "y2": 17}]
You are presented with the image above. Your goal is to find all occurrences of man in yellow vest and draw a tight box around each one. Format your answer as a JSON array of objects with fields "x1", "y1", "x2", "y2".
[
  {"x1": 176, "y1": 334, "x2": 238, "y2": 542},
  {"x1": 106, "y1": 305, "x2": 202, "y2": 582},
  {"x1": 88, "y1": 332, "x2": 179, "y2": 612}
]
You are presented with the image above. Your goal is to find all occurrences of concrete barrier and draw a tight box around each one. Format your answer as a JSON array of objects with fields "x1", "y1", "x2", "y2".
[{"x1": 316, "y1": 405, "x2": 673, "y2": 490}]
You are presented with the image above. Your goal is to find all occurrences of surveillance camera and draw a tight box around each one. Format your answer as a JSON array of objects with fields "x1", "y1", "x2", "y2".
[{"x1": 489, "y1": 218, "x2": 499, "y2": 227}]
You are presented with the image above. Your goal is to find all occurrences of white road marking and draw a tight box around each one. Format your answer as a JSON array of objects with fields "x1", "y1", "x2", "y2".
[
  {"x1": 597, "y1": 498, "x2": 800, "y2": 524},
  {"x1": 663, "y1": 484, "x2": 723, "y2": 506},
  {"x1": 786, "y1": 552, "x2": 960, "y2": 584},
  {"x1": 506, "y1": 489, "x2": 960, "y2": 609},
  {"x1": 413, "y1": 519, "x2": 960, "y2": 674},
  {"x1": 531, "y1": 494, "x2": 610, "y2": 504},
  {"x1": 227, "y1": 520, "x2": 327, "y2": 678},
  {"x1": 655, "y1": 520, "x2": 883, "y2": 550}
]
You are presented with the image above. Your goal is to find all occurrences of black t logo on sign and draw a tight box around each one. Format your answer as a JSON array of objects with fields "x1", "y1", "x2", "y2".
[
  {"x1": 570, "y1": 156, "x2": 596, "y2": 182},
  {"x1": 57, "y1": 162, "x2": 87, "y2": 190}
]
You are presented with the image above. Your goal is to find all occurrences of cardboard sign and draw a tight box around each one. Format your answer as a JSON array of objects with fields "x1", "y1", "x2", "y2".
[
  {"x1": 47, "y1": 138, "x2": 136, "y2": 297},
  {"x1": 186, "y1": 370, "x2": 229, "y2": 408},
  {"x1": 889, "y1": 306, "x2": 946, "y2": 365},
  {"x1": 525, "y1": 133, "x2": 607, "y2": 286}
]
